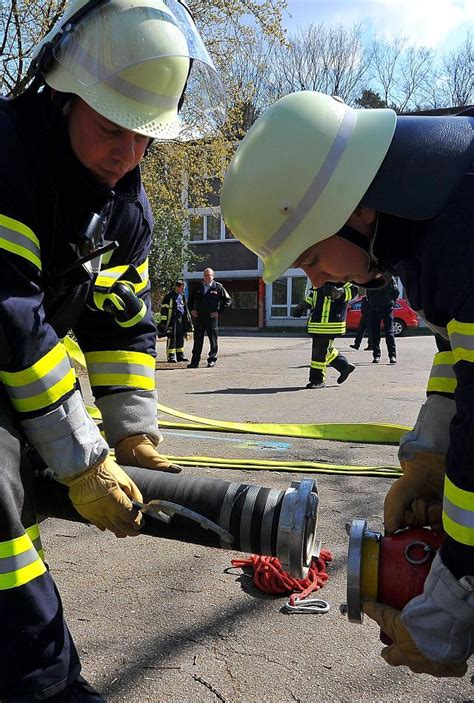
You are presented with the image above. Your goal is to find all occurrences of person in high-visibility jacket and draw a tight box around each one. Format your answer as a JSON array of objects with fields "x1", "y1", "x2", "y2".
[
  {"x1": 221, "y1": 91, "x2": 474, "y2": 677},
  {"x1": 158, "y1": 280, "x2": 193, "y2": 362},
  {"x1": 294, "y1": 282, "x2": 356, "y2": 388},
  {"x1": 0, "y1": 0, "x2": 225, "y2": 699}
]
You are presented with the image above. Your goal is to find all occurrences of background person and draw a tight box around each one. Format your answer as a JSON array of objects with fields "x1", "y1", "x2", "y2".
[
  {"x1": 294, "y1": 282, "x2": 356, "y2": 388},
  {"x1": 0, "y1": 0, "x2": 224, "y2": 699},
  {"x1": 349, "y1": 293, "x2": 373, "y2": 351},
  {"x1": 366, "y1": 276, "x2": 400, "y2": 364},
  {"x1": 187, "y1": 268, "x2": 232, "y2": 368},
  {"x1": 221, "y1": 90, "x2": 474, "y2": 678},
  {"x1": 158, "y1": 279, "x2": 193, "y2": 362}
]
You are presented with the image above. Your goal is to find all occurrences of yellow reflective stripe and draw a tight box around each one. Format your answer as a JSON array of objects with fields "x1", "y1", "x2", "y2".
[
  {"x1": 447, "y1": 319, "x2": 474, "y2": 363},
  {"x1": 0, "y1": 343, "x2": 76, "y2": 412},
  {"x1": 135, "y1": 259, "x2": 149, "y2": 293},
  {"x1": 308, "y1": 323, "x2": 346, "y2": 333},
  {"x1": 93, "y1": 291, "x2": 126, "y2": 311},
  {"x1": 27, "y1": 523, "x2": 44, "y2": 562},
  {"x1": 327, "y1": 347, "x2": 338, "y2": 363},
  {"x1": 427, "y1": 377, "x2": 457, "y2": 394},
  {"x1": 427, "y1": 352, "x2": 457, "y2": 394},
  {"x1": 116, "y1": 300, "x2": 146, "y2": 328},
  {"x1": 321, "y1": 297, "x2": 331, "y2": 323},
  {"x1": 343, "y1": 283, "x2": 352, "y2": 302},
  {"x1": 0, "y1": 214, "x2": 42, "y2": 270},
  {"x1": 443, "y1": 476, "x2": 474, "y2": 546},
  {"x1": 0, "y1": 527, "x2": 46, "y2": 590},
  {"x1": 85, "y1": 350, "x2": 155, "y2": 390}
]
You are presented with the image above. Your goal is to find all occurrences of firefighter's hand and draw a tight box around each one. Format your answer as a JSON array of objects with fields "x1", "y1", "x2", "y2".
[
  {"x1": 384, "y1": 452, "x2": 445, "y2": 534},
  {"x1": 60, "y1": 457, "x2": 143, "y2": 538},
  {"x1": 329, "y1": 286, "x2": 344, "y2": 300},
  {"x1": 362, "y1": 601, "x2": 467, "y2": 677},
  {"x1": 191, "y1": 309, "x2": 198, "y2": 318},
  {"x1": 115, "y1": 434, "x2": 182, "y2": 473}
]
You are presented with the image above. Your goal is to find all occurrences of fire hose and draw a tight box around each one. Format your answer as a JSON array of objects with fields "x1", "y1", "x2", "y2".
[{"x1": 35, "y1": 466, "x2": 320, "y2": 579}]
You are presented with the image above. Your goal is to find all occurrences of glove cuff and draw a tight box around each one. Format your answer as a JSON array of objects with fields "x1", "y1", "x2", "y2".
[
  {"x1": 21, "y1": 391, "x2": 108, "y2": 480},
  {"x1": 96, "y1": 389, "x2": 160, "y2": 447},
  {"x1": 399, "y1": 395, "x2": 455, "y2": 461},
  {"x1": 401, "y1": 552, "x2": 474, "y2": 662}
]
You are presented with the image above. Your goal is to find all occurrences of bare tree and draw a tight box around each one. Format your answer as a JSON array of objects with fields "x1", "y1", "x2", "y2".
[
  {"x1": 1, "y1": 0, "x2": 67, "y2": 96},
  {"x1": 267, "y1": 23, "x2": 372, "y2": 104},
  {"x1": 438, "y1": 31, "x2": 473, "y2": 107}
]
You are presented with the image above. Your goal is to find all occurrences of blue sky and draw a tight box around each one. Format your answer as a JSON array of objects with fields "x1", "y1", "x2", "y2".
[{"x1": 282, "y1": 0, "x2": 474, "y2": 52}]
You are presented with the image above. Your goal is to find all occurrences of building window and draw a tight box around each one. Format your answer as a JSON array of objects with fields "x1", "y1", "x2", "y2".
[
  {"x1": 270, "y1": 276, "x2": 307, "y2": 318},
  {"x1": 187, "y1": 211, "x2": 235, "y2": 242},
  {"x1": 232, "y1": 291, "x2": 258, "y2": 309}
]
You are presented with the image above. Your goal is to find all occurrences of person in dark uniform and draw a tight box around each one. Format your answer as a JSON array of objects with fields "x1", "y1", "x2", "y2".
[
  {"x1": 294, "y1": 282, "x2": 357, "y2": 388},
  {"x1": 366, "y1": 276, "x2": 399, "y2": 363},
  {"x1": 222, "y1": 90, "x2": 474, "y2": 677},
  {"x1": 349, "y1": 293, "x2": 373, "y2": 350},
  {"x1": 0, "y1": 0, "x2": 223, "y2": 699},
  {"x1": 187, "y1": 268, "x2": 232, "y2": 368},
  {"x1": 159, "y1": 280, "x2": 193, "y2": 362}
]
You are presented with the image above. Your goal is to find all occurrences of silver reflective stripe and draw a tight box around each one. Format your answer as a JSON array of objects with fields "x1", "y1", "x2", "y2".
[
  {"x1": 0, "y1": 546, "x2": 39, "y2": 574},
  {"x1": 429, "y1": 364, "x2": 456, "y2": 381},
  {"x1": 0, "y1": 223, "x2": 41, "y2": 264},
  {"x1": 6, "y1": 355, "x2": 72, "y2": 401},
  {"x1": 444, "y1": 496, "x2": 474, "y2": 529},
  {"x1": 239, "y1": 485, "x2": 261, "y2": 553},
  {"x1": 86, "y1": 361, "x2": 155, "y2": 380},
  {"x1": 104, "y1": 72, "x2": 179, "y2": 109},
  {"x1": 449, "y1": 332, "x2": 474, "y2": 352},
  {"x1": 257, "y1": 107, "x2": 357, "y2": 259}
]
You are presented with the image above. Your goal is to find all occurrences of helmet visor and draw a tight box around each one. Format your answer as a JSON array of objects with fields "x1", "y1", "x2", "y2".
[{"x1": 52, "y1": 0, "x2": 226, "y2": 135}]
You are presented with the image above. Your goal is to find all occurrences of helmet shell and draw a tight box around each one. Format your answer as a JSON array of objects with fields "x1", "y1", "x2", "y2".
[{"x1": 221, "y1": 91, "x2": 396, "y2": 283}]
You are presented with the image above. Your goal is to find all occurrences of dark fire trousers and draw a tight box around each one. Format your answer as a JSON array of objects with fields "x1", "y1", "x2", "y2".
[
  {"x1": 368, "y1": 307, "x2": 397, "y2": 359},
  {"x1": 190, "y1": 314, "x2": 219, "y2": 364},
  {"x1": 309, "y1": 335, "x2": 351, "y2": 384},
  {"x1": 0, "y1": 397, "x2": 97, "y2": 702}
]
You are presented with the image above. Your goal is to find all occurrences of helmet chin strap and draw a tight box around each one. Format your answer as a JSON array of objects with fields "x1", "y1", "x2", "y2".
[{"x1": 335, "y1": 217, "x2": 392, "y2": 289}]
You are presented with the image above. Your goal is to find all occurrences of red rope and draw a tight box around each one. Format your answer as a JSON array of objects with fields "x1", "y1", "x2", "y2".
[{"x1": 231, "y1": 549, "x2": 332, "y2": 604}]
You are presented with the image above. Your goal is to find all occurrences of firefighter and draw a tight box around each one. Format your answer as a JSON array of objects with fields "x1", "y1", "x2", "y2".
[
  {"x1": 159, "y1": 280, "x2": 193, "y2": 362},
  {"x1": 221, "y1": 91, "x2": 474, "y2": 677},
  {"x1": 294, "y1": 282, "x2": 356, "y2": 388},
  {"x1": 0, "y1": 0, "x2": 224, "y2": 699}
]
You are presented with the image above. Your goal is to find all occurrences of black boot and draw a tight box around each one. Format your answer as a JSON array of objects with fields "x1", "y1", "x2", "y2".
[{"x1": 47, "y1": 676, "x2": 106, "y2": 702}]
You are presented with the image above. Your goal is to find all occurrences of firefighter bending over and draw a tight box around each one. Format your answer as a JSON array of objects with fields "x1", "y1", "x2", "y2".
[{"x1": 221, "y1": 91, "x2": 474, "y2": 678}]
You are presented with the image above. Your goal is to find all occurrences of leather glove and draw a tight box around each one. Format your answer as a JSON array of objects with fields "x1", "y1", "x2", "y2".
[
  {"x1": 362, "y1": 601, "x2": 467, "y2": 677},
  {"x1": 329, "y1": 286, "x2": 344, "y2": 300},
  {"x1": 384, "y1": 452, "x2": 445, "y2": 534},
  {"x1": 115, "y1": 434, "x2": 182, "y2": 473},
  {"x1": 60, "y1": 456, "x2": 143, "y2": 538}
]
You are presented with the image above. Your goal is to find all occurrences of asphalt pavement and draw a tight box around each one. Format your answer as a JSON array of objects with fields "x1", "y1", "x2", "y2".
[{"x1": 42, "y1": 332, "x2": 474, "y2": 702}]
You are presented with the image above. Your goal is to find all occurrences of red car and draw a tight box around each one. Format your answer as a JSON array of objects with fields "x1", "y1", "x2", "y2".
[{"x1": 346, "y1": 298, "x2": 420, "y2": 337}]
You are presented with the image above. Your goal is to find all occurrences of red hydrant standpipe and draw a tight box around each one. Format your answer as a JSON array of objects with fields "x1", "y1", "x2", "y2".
[{"x1": 342, "y1": 518, "x2": 444, "y2": 642}]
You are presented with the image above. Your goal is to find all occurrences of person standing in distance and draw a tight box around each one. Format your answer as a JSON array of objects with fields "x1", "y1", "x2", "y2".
[{"x1": 187, "y1": 268, "x2": 231, "y2": 368}]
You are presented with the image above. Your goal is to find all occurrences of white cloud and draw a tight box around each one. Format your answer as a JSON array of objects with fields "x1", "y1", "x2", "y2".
[{"x1": 285, "y1": 0, "x2": 474, "y2": 47}]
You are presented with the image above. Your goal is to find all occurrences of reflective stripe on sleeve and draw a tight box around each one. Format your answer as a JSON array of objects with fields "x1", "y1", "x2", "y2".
[
  {"x1": 447, "y1": 319, "x2": 474, "y2": 363},
  {"x1": 85, "y1": 350, "x2": 156, "y2": 390},
  {"x1": 426, "y1": 351, "x2": 457, "y2": 395},
  {"x1": 443, "y1": 475, "x2": 474, "y2": 546},
  {"x1": 0, "y1": 524, "x2": 46, "y2": 590},
  {"x1": 0, "y1": 342, "x2": 76, "y2": 412},
  {"x1": 0, "y1": 214, "x2": 42, "y2": 270}
]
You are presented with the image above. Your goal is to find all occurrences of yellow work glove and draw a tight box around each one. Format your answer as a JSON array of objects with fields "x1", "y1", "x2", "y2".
[
  {"x1": 60, "y1": 456, "x2": 143, "y2": 538},
  {"x1": 384, "y1": 452, "x2": 445, "y2": 534},
  {"x1": 115, "y1": 434, "x2": 182, "y2": 473},
  {"x1": 362, "y1": 601, "x2": 467, "y2": 677}
]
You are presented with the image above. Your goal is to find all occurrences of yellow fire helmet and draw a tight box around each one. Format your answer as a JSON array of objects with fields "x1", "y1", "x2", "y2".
[
  {"x1": 220, "y1": 91, "x2": 396, "y2": 283},
  {"x1": 31, "y1": 0, "x2": 226, "y2": 139}
]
